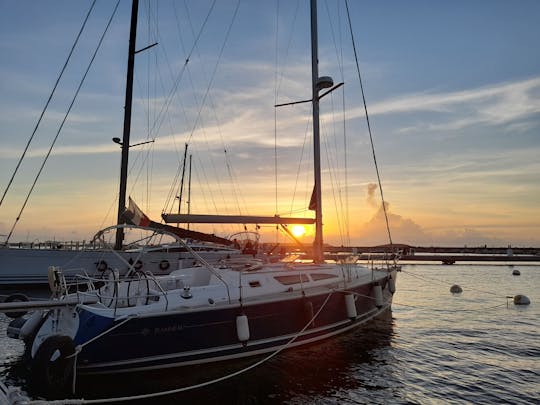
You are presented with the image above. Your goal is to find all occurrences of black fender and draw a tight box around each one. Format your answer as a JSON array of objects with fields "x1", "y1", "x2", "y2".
[
  {"x1": 159, "y1": 259, "x2": 170, "y2": 270},
  {"x1": 31, "y1": 335, "x2": 76, "y2": 399},
  {"x1": 4, "y1": 293, "x2": 29, "y2": 319},
  {"x1": 96, "y1": 260, "x2": 108, "y2": 272}
]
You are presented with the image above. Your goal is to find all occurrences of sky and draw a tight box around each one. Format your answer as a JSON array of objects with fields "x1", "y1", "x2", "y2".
[{"x1": 1, "y1": 0, "x2": 539, "y2": 247}]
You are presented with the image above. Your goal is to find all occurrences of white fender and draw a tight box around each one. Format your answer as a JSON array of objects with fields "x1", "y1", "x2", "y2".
[
  {"x1": 236, "y1": 314, "x2": 250, "y2": 342},
  {"x1": 345, "y1": 294, "x2": 357, "y2": 319},
  {"x1": 388, "y1": 276, "x2": 396, "y2": 294},
  {"x1": 373, "y1": 283, "x2": 383, "y2": 308},
  {"x1": 20, "y1": 311, "x2": 43, "y2": 341}
]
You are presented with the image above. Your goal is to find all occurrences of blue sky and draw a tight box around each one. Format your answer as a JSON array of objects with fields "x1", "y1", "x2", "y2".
[{"x1": 1, "y1": 0, "x2": 539, "y2": 247}]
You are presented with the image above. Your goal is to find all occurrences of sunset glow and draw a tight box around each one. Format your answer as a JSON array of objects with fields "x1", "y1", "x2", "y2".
[{"x1": 291, "y1": 225, "x2": 306, "y2": 238}]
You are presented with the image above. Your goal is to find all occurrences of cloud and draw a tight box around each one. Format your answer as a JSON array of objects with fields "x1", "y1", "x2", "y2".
[
  {"x1": 366, "y1": 183, "x2": 378, "y2": 207},
  {"x1": 358, "y1": 203, "x2": 433, "y2": 246},
  {"x1": 356, "y1": 201, "x2": 515, "y2": 247},
  {"x1": 350, "y1": 76, "x2": 540, "y2": 132}
]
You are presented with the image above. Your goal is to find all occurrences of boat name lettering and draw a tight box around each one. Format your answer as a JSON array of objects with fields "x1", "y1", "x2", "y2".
[{"x1": 153, "y1": 324, "x2": 184, "y2": 335}]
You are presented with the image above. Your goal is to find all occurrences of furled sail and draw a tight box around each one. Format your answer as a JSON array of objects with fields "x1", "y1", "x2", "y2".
[
  {"x1": 124, "y1": 197, "x2": 233, "y2": 246},
  {"x1": 308, "y1": 184, "x2": 317, "y2": 211},
  {"x1": 162, "y1": 214, "x2": 315, "y2": 224}
]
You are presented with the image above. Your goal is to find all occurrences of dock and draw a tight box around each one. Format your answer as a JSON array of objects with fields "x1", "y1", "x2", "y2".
[
  {"x1": 264, "y1": 244, "x2": 540, "y2": 264},
  {"x1": 392, "y1": 254, "x2": 539, "y2": 264}
]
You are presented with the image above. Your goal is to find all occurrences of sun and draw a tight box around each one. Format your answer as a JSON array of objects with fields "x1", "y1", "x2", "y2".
[{"x1": 291, "y1": 225, "x2": 306, "y2": 238}]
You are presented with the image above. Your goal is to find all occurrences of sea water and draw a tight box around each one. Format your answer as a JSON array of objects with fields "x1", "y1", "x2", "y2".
[{"x1": 1, "y1": 263, "x2": 538, "y2": 404}]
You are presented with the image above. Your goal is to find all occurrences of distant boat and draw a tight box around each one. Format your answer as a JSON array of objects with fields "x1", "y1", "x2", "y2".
[
  {"x1": 4, "y1": 0, "x2": 398, "y2": 399},
  {"x1": 0, "y1": 198, "x2": 241, "y2": 290}
]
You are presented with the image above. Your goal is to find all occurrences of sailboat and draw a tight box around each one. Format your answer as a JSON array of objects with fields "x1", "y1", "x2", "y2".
[
  {"x1": 3, "y1": 0, "x2": 399, "y2": 399},
  {"x1": 0, "y1": 5, "x2": 242, "y2": 290}
]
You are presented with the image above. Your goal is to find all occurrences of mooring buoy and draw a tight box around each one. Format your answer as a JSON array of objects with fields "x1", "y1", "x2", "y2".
[
  {"x1": 513, "y1": 295, "x2": 530, "y2": 305},
  {"x1": 450, "y1": 284, "x2": 463, "y2": 294}
]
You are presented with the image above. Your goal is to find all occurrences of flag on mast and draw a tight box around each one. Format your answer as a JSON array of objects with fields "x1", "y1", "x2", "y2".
[{"x1": 125, "y1": 197, "x2": 151, "y2": 227}]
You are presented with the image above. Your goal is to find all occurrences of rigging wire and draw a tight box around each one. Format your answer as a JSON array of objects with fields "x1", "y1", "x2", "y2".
[
  {"x1": 148, "y1": 0, "x2": 218, "y2": 149},
  {"x1": 144, "y1": 0, "x2": 159, "y2": 212},
  {"x1": 126, "y1": 1, "x2": 186, "y2": 221},
  {"x1": 181, "y1": 1, "x2": 243, "y2": 233},
  {"x1": 169, "y1": 4, "x2": 200, "y2": 158},
  {"x1": 274, "y1": 0, "x2": 302, "y2": 243},
  {"x1": 345, "y1": 0, "x2": 394, "y2": 246},
  {"x1": 178, "y1": 0, "x2": 242, "y2": 222},
  {"x1": 0, "y1": 0, "x2": 97, "y2": 210},
  {"x1": 159, "y1": 0, "x2": 219, "y2": 215},
  {"x1": 324, "y1": 0, "x2": 350, "y2": 247},
  {"x1": 141, "y1": 0, "x2": 226, "y2": 224},
  {"x1": 336, "y1": 0, "x2": 351, "y2": 246},
  {"x1": 162, "y1": 1, "x2": 245, "y2": 236},
  {"x1": 129, "y1": 1, "x2": 160, "y2": 213},
  {"x1": 192, "y1": 158, "x2": 220, "y2": 222},
  {"x1": 223, "y1": 149, "x2": 244, "y2": 216},
  {"x1": 341, "y1": 71, "x2": 350, "y2": 245},
  {"x1": 174, "y1": 1, "x2": 249, "y2": 237},
  {"x1": 274, "y1": 0, "x2": 280, "y2": 219},
  {"x1": 289, "y1": 115, "x2": 312, "y2": 217},
  {"x1": 322, "y1": 116, "x2": 345, "y2": 246},
  {"x1": 4, "y1": 1, "x2": 121, "y2": 244},
  {"x1": 274, "y1": 1, "x2": 308, "y2": 244},
  {"x1": 154, "y1": 0, "x2": 192, "y2": 160}
]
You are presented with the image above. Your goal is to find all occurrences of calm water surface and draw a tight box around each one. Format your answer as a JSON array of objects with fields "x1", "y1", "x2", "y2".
[{"x1": 1, "y1": 264, "x2": 538, "y2": 404}]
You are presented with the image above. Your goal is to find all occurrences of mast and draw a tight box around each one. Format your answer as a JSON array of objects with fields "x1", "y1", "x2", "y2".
[
  {"x1": 177, "y1": 143, "x2": 189, "y2": 227},
  {"x1": 115, "y1": 0, "x2": 139, "y2": 250},
  {"x1": 187, "y1": 153, "x2": 192, "y2": 230},
  {"x1": 310, "y1": 0, "x2": 324, "y2": 263}
]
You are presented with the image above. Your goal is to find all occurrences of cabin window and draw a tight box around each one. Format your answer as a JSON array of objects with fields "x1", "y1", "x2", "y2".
[
  {"x1": 249, "y1": 281, "x2": 261, "y2": 288},
  {"x1": 310, "y1": 273, "x2": 338, "y2": 281},
  {"x1": 274, "y1": 274, "x2": 309, "y2": 285}
]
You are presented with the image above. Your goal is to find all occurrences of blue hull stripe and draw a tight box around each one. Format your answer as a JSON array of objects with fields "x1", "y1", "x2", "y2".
[{"x1": 75, "y1": 280, "x2": 394, "y2": 374}]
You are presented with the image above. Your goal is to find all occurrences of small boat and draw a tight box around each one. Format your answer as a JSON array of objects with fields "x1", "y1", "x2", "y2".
[{"x1": 3, "y1": 0, "x2": 399, "y2": 399}]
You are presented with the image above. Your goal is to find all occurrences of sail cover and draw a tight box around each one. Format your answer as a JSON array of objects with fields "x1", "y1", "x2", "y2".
[{"x1": 124, "y1": 198, "x2": 233, "y2": 246}]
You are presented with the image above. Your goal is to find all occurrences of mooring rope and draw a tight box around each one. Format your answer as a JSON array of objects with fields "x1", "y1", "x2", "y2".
[
  {"x1": 396, "y1": 269, "x2": 524, "y2": 311},
  {"x1": 66, "y1": 314, "x2": 138, "y2": 394},
  {"x1": 341, "y1": 289, "x2": 377, "y2": 302},
  {"x1": 392, "y1": 301, "x2": 508, "y2": 313},
  {"x1": 400, "y1": 268, "x2": 504, "y2": 297}
]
